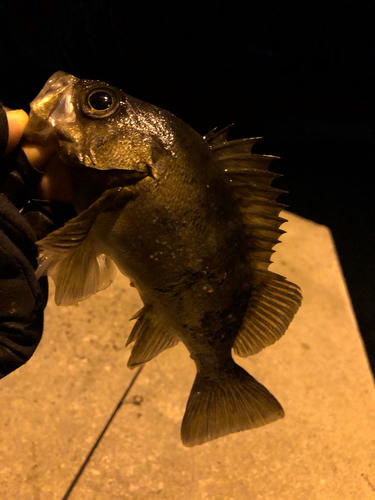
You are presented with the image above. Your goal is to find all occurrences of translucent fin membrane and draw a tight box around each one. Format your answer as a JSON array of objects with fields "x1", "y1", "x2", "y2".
[
  {"x1": 36, "y1": 187, "x2": 131, "y2": 305},
  {"x1": 181, "y1": 362, "x2": 284, "y2": 446},
  {"x1": 234, "y1": 272, "x2": 302, "y2": 356},
  {"x1": 127, "y1": 307, "x2": 179, "y2": 368},
  {"x1": 205, "y1": 128, "x2": 286, "y2": 274}
]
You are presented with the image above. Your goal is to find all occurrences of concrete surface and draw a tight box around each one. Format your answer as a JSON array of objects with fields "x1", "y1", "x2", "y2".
[{"x1": 0, "y1": 212, "x2": 374, "y2": 500}]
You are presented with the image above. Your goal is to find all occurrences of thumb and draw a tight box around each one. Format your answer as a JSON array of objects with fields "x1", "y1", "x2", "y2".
[{"x1": 5, "y1": 109, "x2": 29, "y2": 154}]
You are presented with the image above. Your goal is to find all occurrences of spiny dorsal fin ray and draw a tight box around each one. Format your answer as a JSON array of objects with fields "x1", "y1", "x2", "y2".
[
  {"x1": 203, "y1": 124, "x2": 234, "y2": 144},
  {"x1": 220, "y1": 153, "x2": 280, "y2": 162},
  {"x1": 240, "y1": 199, "x2": 288, "y2": 215},
  {"x1": 36, "y1": 187, "x2": 133, "y2": 305},
  {"x1": 224, "y1": 166, "x2": 282, "y2": 178},
  {"x1": 241, "y1": 209, "x2": 288, "y2": 224},
  {"x1": 245, "y1": 225, "x2": 285, "y2": 238},
  {"x1": 127, "y1": 308, "x2": 179, "y2": 368},
  {"x1": 233, "y1": 272, "x2": 303, "y2": 357},
  {"x1": 212, "y1": 137, "x2": 262, "y2": 154},
  {"x1": 221, "y1": 155, "x2": 279, "y2": 172}
]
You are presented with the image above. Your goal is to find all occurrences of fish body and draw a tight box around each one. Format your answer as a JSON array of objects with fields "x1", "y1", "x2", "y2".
[{"x1": 25, "y1": 72, "x2": 302, "y2": 446}]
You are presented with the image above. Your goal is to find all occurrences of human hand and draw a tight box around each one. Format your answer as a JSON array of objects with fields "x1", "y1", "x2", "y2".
[
  {"x1": 0, "y1": 105, "x2": 74, "y2": 378},
  {"x1": 3, "y1": 108, "x2": 72, "y2": 203},
  {"x1": 3, "y1": 108, "x2": 29, "y2": 155}
]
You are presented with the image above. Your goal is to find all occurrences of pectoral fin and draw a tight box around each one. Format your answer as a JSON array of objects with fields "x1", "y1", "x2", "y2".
[{"x1": 36, "y1": 187, "x2": 132, "y2": 305}]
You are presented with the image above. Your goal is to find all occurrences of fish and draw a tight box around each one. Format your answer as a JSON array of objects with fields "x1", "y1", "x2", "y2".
[{"x1": 24, "y1": 71, "x2": 302, "y2": 447}]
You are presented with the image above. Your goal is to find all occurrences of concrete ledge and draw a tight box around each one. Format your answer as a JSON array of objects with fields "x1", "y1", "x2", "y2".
[{"x1": 1, "y1": 212, "x2": 374, "y2": 499}]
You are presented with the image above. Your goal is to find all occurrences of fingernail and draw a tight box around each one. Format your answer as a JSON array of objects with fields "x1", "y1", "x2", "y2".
[
  {"x1": 7, "y1": 109, "x2": 28, "y2": 117},
  {"x1": 5, "y1": 109, "x2": 29, "y2": 155},
  {"x1": 6, "y1": 109, "x2": 29, "y2": 126}
]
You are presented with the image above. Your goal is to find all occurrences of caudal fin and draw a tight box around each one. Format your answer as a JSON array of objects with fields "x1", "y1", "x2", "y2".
[{"x1": 181, "y1": 362, "x2": 284, "y2": 447}]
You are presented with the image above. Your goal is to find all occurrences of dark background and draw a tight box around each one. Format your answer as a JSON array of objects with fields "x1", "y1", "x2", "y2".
[{"x1": 1, "y1": 0, "x2": 374, "y2": 375}]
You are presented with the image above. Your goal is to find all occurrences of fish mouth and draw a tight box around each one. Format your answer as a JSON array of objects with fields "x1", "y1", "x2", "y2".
[
  {"x1": 23, "y1": 115, "x2": 75, "y2": 149},
  {"x1": 23, "y1": 71, "x2": 78, "y2": 145},
  {"x1": 72, "y1": 164, "x2": 150, "y2": 190},
  {"x1": 22, "y1": 111, "x2": 57, "y2": 145},
  {"x1": 71, "y1": 164, "x2": 150, "y2": 210},
  {"x1": 28, "y1": 71, "x2": 78, "y2": 120}
]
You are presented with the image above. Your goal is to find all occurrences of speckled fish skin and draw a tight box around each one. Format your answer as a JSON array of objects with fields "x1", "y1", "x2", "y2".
[{"x1": 24, "y1": 71, "x2": 302, "y2": 446}]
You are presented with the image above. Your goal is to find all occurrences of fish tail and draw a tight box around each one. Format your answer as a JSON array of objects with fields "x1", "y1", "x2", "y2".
[{"x1": 181, "y1": 362, "x2": 284, "y2": 447}]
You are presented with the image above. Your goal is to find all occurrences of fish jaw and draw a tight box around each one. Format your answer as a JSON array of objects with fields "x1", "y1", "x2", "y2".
[
  {"x1": 30, "y1": 71, "x2": 78, "y2": 120},
  {"x1": 24, "y1": 72, "x2": 93, "y2": 167},
  {"x1": 24, "y1": 71, "x2": 78, "y2": 145}
]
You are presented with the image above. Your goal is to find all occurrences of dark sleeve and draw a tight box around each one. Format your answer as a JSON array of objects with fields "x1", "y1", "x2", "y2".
[
  {"x1": 0, "y1": 105, "x2": 75, "y2": 378},
  {"x1": 0, "y1": 104, "x2": 47, "y2": 377},
  {"x1": 0, "y1": 134, "x2": 44, "y2": 210},
  {"x1": 0, "y1": 193, "x2": 47, "y2": 377},
  {"x1": 0, "y1": 103, "x2": 8, "y2": 157},
  {"x1": 0, "y1": 106, "x2": 76, "y2": 377}
]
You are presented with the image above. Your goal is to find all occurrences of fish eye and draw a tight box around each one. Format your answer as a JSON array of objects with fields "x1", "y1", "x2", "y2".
[
  {"x1": 81, "y1": 87, "x2": 120, "y2": 119},
  {"x1": 89, "y1": 91, "x2": 113, "y2": 110}
]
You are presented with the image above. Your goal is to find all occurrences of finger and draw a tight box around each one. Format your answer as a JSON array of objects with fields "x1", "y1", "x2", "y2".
[
  {"x1": 5, "y1": 109, "x2": 29, "y2": 155},
  {"x1": 36, "y1": 154, "x2": 73, "y2": 203},
  {"x1": 22, "y1": 143, "x2": 56, "y2": 172}
]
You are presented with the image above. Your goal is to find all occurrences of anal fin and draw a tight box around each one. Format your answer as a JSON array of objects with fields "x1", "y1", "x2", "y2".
[
  {"x1": 233, "y1": 272, "x2": 302, "y2": 356},
  {"x1": 127, "y1": 307, "x2": 179, "y2": 368}
]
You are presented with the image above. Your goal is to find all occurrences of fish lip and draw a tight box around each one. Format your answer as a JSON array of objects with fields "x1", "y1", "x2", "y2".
[
  {"x1": 23, "y1": 71, "x2": 78, "y2": 144},
  {"x1": 37, "y1": 71, "x2": 76, "y2": 99},
  {"x1": 22, "y1": 112, "x2": 56, "y2": 145},
  {"x1": 29, "y1": 71, "x2": 78, "y2": 119},
  {"x1": 23, "y1": 114, "x2": 76, "y2": 154}
]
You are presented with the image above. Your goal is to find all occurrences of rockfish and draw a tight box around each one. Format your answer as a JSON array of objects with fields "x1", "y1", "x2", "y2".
[{"x1": 24, "y1": 71, "x2": 302, "y2": 446}]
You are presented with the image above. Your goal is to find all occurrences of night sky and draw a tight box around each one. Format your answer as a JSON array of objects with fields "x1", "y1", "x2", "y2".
[{"x1": 1, "y1": 0, "x2": 374, "y2": 373}]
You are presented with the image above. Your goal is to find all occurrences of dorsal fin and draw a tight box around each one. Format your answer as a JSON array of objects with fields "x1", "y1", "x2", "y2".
[
  {"x1": 205, "y1": 127, "x2": 302, "y2": 354},
  {"x1": 205, "y1": 128, "x2": 286, "y2": 273},
  {"x1": 212, "y1": 137, "x2": 262, "y2": 154},
  {"x1": 127, "y1": 306, "x2": 179, "y2": 368}
]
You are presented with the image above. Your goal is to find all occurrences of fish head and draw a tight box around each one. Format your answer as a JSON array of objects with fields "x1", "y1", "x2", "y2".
[{"x1": 24, "y1": 71, "x2": 177, "y2": 177}]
